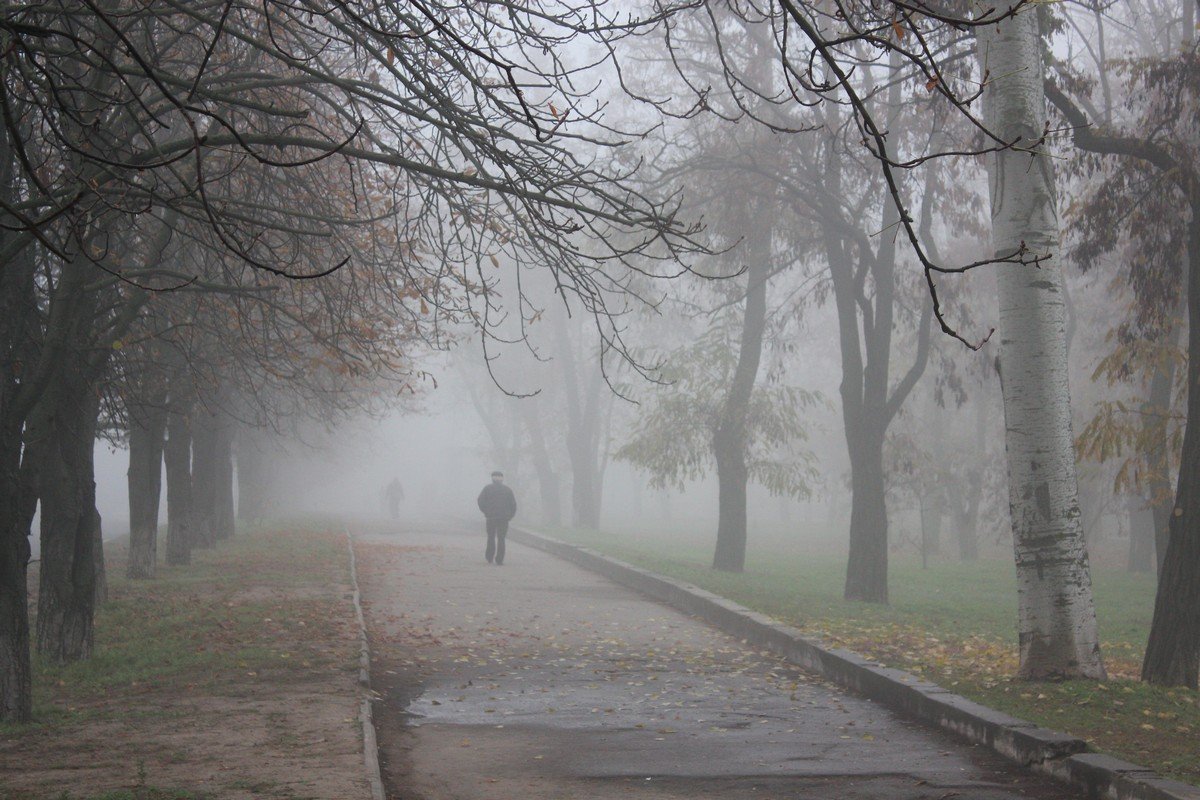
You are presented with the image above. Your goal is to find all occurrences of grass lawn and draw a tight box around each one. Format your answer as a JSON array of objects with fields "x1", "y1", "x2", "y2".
[
  {"x1": 21, "y1": 520, "x2": 352, "y2": 724},
  {"x1": 548, "y1": 525, "x2": 1200, "y2": 786},
  {"x1": 2, "y1": 519, "x2": 364, "y2": 800}
]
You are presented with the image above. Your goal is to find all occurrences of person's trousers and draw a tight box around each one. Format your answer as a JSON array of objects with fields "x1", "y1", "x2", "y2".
[{"x1": 485, "y1": 518, "x2": 508, "y2": 564}]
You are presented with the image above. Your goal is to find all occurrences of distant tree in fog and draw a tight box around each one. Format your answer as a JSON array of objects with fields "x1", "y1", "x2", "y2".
[{"x1": 616, "y1": 311, "x2": 820, "y2": 510}]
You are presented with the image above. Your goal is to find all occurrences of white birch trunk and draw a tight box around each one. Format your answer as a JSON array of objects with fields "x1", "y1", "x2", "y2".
[{"x1": 977, "y1": 8, "x2": 1106, "y2": 680}]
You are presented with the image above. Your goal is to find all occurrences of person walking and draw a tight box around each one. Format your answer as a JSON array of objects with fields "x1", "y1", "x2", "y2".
[
  {"x1": 477, "y1": 471, "x2": 517, "y2": 565},
  {"x1": 384, "y1": 477, "x2": 405, "y2": 520}
]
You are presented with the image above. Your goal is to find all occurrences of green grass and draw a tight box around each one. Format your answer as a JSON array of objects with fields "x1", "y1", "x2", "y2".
[
  {"x1": 4, "y1": 520, "x2": 358, "y2": 800},
  {"x1": 19, "y1": 520, "x2": 354, "y2": 726},
  {"x1": 547, "y1": 525, "x2": 1199, "y2": 785}
]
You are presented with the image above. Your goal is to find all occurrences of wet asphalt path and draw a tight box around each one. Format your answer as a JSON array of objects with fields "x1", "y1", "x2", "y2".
[{"x1": 356, "y1": 520, "x2": 1083, "y2": 800}]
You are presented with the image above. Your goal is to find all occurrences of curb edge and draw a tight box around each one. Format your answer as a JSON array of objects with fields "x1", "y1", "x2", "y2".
[{"x1": 346, "y1": 530, "x2": 387, "y2": 800}]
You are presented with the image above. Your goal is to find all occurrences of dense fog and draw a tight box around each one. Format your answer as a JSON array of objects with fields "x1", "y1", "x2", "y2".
[{"x1": 5, "y1": 0, "x2": 1199, "y2": 738}]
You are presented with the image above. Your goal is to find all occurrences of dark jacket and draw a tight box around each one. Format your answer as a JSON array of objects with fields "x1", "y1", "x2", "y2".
[{"x1": 477, "y1": 482, "x2": 517, "y2": 521}]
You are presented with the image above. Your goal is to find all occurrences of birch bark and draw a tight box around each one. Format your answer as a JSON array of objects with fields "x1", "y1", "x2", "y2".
[{"x1": 978, "y1": 8, "x2": 1105, "y2": 679}]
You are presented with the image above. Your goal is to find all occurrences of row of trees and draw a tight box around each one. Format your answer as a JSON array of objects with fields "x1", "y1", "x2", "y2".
[
  {"x1": 457, "y1": 0, "x2": 1198, "y2": 689},
  {"x1": 3, "y1": 0, "x2": 1196, "y2": 728},
  {"x1": 0, "y1": 0, "x2": 701, "y2": 723}
]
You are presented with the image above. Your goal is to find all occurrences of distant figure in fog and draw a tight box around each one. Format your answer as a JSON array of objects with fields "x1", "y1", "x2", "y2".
[
  {"x1": 385, "y1": 477, "x2": 405, "y2": 520},
  {"x1": 477, "y1": 471, "x2": 517, "y2": 565}
]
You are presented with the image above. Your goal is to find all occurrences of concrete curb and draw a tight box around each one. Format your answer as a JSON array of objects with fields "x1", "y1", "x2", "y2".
[
  {"x1": 507, "y1": 526, "x2": 1200, "y2": 800},
  {"x1": 346, "y1": 531, "x2": 387, "y2": 800}
]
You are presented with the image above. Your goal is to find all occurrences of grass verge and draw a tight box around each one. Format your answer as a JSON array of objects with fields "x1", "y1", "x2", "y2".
[
  {"x1": 547, "y1": 525, "x2": 1200, "y2": 786},
  {"x1": 2, "y1": 519, "x2": 363, "y2": 800}
]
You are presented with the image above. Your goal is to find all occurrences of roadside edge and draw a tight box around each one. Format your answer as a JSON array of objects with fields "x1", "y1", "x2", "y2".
[
  {"x1": 346, "y1": 530, "x2": 387, "y2": 800},
  {"x1": 506, "y1": 526, "x2": 1200, "y2": 800}
]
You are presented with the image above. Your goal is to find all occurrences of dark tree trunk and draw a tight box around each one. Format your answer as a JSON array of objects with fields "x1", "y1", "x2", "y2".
[
  {"x1": 844, "y1": 426, "x2": 888, "y2": 602},
  {"x1": 711, "y1": 234, "x2": 769, "y2": 573},
  {"x1": 1127, "y1": 495, "x2": 1155, "y2": 574},
  {"x1": 126, "y1": 390, "x2": 167, "y2": 579},
  {"x1": 521, "y1": 399, "x2": 562, "y2": 527},
  {"x1": 957, "y1": 397, "x2": 987, "y2": 562},
  {"x1": 818, "y1": 91, "x2": 932, "y2": 604},
  {"x1": 31, "y1": 253, "x2": 113, "y2": 666},
  {"x1": 164, "y1": 387, "x2": 194, "y2": 567},
  {"x1": 1142, "y1": 210, "x2": 1200, "y2": 688},
  {"x1": 34, "y1": 361, "x2": 102, "y2": 664},
  {"x1": 557, "y1": 315, "x2": 606, "y2": 530},
  {"x1": 0, "y1": 418, "x2": 31, "y2": 721},
  {"x1": 955, "y1": 492, "x2": 981, "y2": 562},
  {"x1": 213, "y1": 413, "x2": 235, "y2": 542},
  {"x1": 566, "y1": 440, "x2": 601, "y2": 529},
  {"x1": 919, "y1": 494, "x2": 944, "y2": 569},
  {"x1": 0, "y1": 245, "x2": 37, "y2": 721},
  {"x1": 190, "y1": 407, "x2": 219, "y2": 549},
  {"x1": 712, "y1": 432, "x2": 750, "y2": 571},
  {"x1": 1143, "y1": 326, "x2": 1178, "y2": 574},
  {"x1": 92, "y1": 508, "x2": 106, "y2": 605},
  {"x1": 921, "y1": 494, "x2": 943, "y2": 558}
]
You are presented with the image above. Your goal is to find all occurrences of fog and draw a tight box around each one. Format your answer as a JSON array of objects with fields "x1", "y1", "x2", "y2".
[{"x1": 5, "y1": 0, "x2": 1199, "y2": 737}]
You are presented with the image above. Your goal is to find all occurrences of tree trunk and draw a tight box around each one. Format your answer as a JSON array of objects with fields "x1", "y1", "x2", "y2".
[
  {"x1": 979, "y1": 12, "x2": 1105, "y2": 680},
  {"x1": 164, "y1": 388, "x2": 194, "y2": 567},
  {"x1": 190, "y1": 406, "x2": 219, "y2": 549},
  {"x1": 566, "y1": 439, "x2": 601, "y2": 529},
  {"x1": 958, "y1": 397, "x2": 987, "y2": 562},
  {"x1": 213, "y1": 413, "x2": 235, "y2": 542},
  {"x1": 521, "y1": 399, "x2": 562, "y2": 527},
  {"x1": 712, "y1": 430, "x2": 750, "y2": 572},
  {"x1": 711, "y1": 232, "x2": 769, "y2": 573},
  {"x1": 923, "y1": 494, "x2": 943, "y2": 556},
  {"x1": 823, "y1": 58, "x2": 931, "y2": 603},
  {"x1": 1126, "y1": 495, "x2": 1155, "y2": 574},
  {"x1": 34, "y1": 363, "x2": 102, "y2": 664},
  {"x1": 1141, "y1": 205, "x2": 1200, "y2": 688},
  {"x1": 0, "y1": 418, "x2": 31, "y2": 721},
  {"x1": 844, "y1": 425, "x2": 888, "y2": 602},
  {"x1": 0, "y1": 246, "x2": 37, "y2": 721},
  {"x1": 92, "y1": 508, "x2": 106, "y2": 605},
  {"x1": 955, "y1": 500, "x2": 980, "y2": 562},
  {"x1": 1143, "y1": 326, "x2": 1178, "y2": 574},
  {"x1": 126, "y1": 391, "x2": 167, "y2": 579},
  {"x1": 555, "y1": 313, "x2": 606, "y2": 530}
]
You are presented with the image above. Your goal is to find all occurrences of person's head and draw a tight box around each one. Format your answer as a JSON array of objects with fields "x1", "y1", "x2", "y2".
[{"x1": 491, "y1": 470, "x2": 504, "y2": 484}]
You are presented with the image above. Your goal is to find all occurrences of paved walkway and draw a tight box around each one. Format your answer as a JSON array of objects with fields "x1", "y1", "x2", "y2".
[{"x1": 356, "y1": 520, "x2": 1083, "y2": 800}]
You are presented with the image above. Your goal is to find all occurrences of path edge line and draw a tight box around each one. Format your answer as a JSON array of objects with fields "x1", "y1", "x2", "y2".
[
  {"x1": 346, "y1": 530, "x2": 387, "y2": 800},
  {"x1": 507, "y1": 526, "x2": 1200, "y2": 800}
]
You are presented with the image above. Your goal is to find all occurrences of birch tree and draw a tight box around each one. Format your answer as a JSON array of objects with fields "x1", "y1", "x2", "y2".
[{"x1": 978, "y1": 8, "x2": 1105, "y2": 680}]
